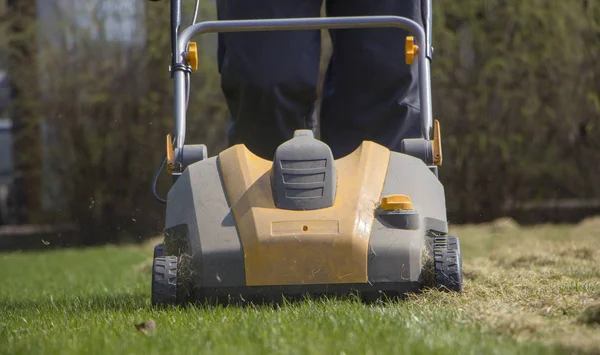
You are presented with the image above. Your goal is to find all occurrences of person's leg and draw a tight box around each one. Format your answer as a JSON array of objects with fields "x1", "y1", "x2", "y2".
[
  {"x1": 322, "y1": 0, "x2": 423, "y2": 158},
  {"x1": 217, "y1": 0, "x2": 323, "y2": 159}
]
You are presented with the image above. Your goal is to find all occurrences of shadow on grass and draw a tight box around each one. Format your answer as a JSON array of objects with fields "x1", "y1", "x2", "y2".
[
  {"x1": 0, "y1": 293, "x2": 149, "y2": 313},
  {"x1": 165, "y1": 288, "x2": 421, "y2": 311},
  {"x1": 0, "y1": 288, "x2": 427, "y2": 315}
]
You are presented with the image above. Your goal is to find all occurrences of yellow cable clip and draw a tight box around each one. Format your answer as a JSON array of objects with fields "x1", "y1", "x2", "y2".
[
  {"x1": 433, "y1": 119, "x2": 443, "y2": 166},
  {"x1": 166, "y1": 134, "x2": 175, "y2": 174},
  {"x1": 405, "y1": 36, "x2": 420, "y2": 65},
  {"x1": 186, "y1": 42, "x2": 199, "y2": 72}
]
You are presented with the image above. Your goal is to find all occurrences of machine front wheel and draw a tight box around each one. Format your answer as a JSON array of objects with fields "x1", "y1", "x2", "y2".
[
  {"x1": 433, "y1": 236, "x2": 463, "y2": 292},
  {"x1": 151, "y1": 256, "x2": 178, "y2": 306}
]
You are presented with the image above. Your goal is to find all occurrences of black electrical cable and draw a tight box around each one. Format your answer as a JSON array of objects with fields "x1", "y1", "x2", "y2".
[
  {"x1": 152, "y1": 156, "x2": 168, "y2": 204},
  {"x1": 153, "y1": 0, "x2": 199, "y2": 205},
  {"x1": 191, "y1": 0, "x2": 200, "y2": 26},
  {"x1": 153, "y1": 72, "x2": 190, "y2": 205}
]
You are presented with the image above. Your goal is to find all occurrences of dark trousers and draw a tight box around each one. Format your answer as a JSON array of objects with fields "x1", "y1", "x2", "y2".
[{"x1": 217, "y1": 0, "x2": 423, "y2": 159}]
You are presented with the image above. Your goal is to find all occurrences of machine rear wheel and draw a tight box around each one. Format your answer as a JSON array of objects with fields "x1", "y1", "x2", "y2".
[
  {"x1": 153, "y1": 243, "x2": 165, "y2": 259},
  {"x1": 151, "y1": 256, "x2": 178, "y2": 306},
  {"x1": 434, "y1": 236, "x2": 463, "y2": 292}
]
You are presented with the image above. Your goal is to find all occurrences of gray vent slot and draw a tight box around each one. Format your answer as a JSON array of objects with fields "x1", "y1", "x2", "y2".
[
  {"x1": 281, "y1": 159, "x2": 327, "y2": 169},
  {"x1": 283, "y1": 173, "x2": 326, "y2": 184},
  {"x1": 272, "y1": 130, "x2": 337, "y2": 210},
  {"x1": 285, "y1": 187, "x2": 324, "y2": 198}
]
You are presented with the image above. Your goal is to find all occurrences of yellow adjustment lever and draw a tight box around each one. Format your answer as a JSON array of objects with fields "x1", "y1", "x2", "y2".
[
  {"x1": 380, "y1": 194, "x2": 414, "y2": 211},
  {"x1": 405, "y1": 36, "x2": 420, "y2": 65},
  {"x1": 186, "y1": 42, "x2": 198, "y2": 72},
  {"x1": 166, "y1": 134, "x2": 175, "y2": 174},
  {"x1": 433, "y1": 119, "x2": 443, "y2": 166}
]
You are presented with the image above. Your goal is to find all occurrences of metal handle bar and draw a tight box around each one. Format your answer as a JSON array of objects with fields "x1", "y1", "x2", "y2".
[{"x1": 172, "y1": 16, "x2": 433, "y2": 154}]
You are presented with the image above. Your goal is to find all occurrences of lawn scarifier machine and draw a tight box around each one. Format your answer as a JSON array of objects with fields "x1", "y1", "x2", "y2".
[{"x1": 149, "y1": 0, "x2": 463, "y2": 306}]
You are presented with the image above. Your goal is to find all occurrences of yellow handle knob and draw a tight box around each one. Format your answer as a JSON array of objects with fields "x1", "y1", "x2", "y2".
[
  {"x1": 185, "y1": 42, "x2": 199, "y2": 72},
  {"x1": 405, "y1": 36, "x2": 420, "y2": 65}
]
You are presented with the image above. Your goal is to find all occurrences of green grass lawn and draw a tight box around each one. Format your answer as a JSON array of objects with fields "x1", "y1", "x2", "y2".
[{"x1": 1, "y1": 219, "x2": 599, "y2": 354}]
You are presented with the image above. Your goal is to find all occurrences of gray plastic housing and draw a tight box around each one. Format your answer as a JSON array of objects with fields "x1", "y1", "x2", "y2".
[
  {"x1": 176, "y1": 144, "x2": 208, "y2": 170},
  {"x1": 271, "y1": 130, "x2": 337, "y2": 210},
  {"x1": 400, "y1": 139, "x2": 433, "y2": 165},
  {"x1": 166, "y1": 157, "x2": 246, "y2": 288},
  {"x1": 368, "y1": 151, "x2": 448, "y2": 284}
]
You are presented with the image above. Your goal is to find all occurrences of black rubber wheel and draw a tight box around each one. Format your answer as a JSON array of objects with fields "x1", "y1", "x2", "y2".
[
  {"x1": 151, "y1": 256, "x2": 178, "y2": 306},
  {"x1": 153, "y1": 243, "x2": 165, "y2": 259},
  {"x1": 434, "y1": 236, "x2": 463, "y2": 292}
]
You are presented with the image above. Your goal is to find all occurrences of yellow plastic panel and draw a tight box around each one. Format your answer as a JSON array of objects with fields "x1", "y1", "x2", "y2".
[
  {"x1": 219, "y1": 142, "x2": 390, "y2": 286},
  {"x1": 271, "y1": 220, "x2": 340, "y2": 236}
]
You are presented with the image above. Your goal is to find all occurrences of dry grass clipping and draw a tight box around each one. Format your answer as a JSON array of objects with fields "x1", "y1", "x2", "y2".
[{"x1": 441, "y1": 220, "x2": 600, "y2": 353}]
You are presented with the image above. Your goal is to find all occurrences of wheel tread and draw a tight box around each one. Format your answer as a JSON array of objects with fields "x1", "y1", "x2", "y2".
[
  {"x1": 151, "y1": 256, "x2": 178, "y2": 306},
  {"x1": 153, "y1": 243, "x2": 165, "y2": 259},
  {"x1": 433, "y1": 236, "x2": 463, "y2": 292}
]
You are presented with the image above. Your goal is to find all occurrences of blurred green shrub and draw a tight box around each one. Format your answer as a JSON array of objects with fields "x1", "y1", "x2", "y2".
[
  {"x1": 431, "y1": 0, "x2": 600, "y2": 222},
  {"x1": 3, "y1": 0, "x2": 599, "y2": 244}
]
